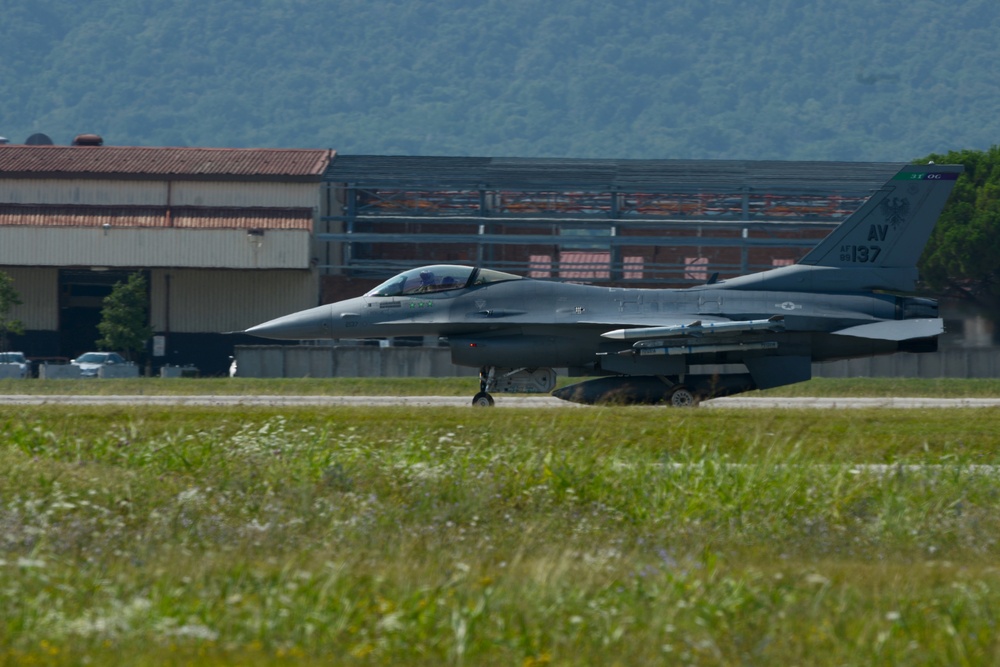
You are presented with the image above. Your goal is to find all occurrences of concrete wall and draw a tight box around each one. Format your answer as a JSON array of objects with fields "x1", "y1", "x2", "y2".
[
  {"x1": 812, "y1": 349, "x2": 1000, "y2": 379},
  {"x1": 39, "y1": 364, "x2": 83, "y2": 379},
  {"x1": 234, "y1": 345, "x2": 475, "y2": 378},
  {"x1": 98, "y1": 364, "x2": 140, "y2": 379},
  {"x1": 0, "y1": 365, "x2": 26, "y2": 379},
  {"x1": 37, "y1": 364, "x2": 139, "y2": 379},
  {"x1": 235, "y1": 345, "x2": 1000, "y2": 380},
  {"x1": 0, "y1": 227, "x2": 311, "y2": 269},
  {"x1": 160, "y1": 365, "x2": 200, "y2": 378}
]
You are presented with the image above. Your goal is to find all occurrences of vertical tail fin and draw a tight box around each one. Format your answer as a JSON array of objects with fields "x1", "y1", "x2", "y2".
[
  {"x1": 711, "y1": 163, "x2": 963, "y2": 293},
  {"x1": 799, "y1": 163, "x2": 962, "y2": 273}
]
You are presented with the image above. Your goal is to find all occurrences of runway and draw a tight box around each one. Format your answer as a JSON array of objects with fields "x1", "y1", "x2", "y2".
[{"x1": 1, "y1": 395, "x2": 999, "y2": 408}]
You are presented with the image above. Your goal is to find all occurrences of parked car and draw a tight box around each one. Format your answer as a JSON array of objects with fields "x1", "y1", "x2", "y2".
[
  {"x1": 0, "y1": 351, "x2": 30, "y2": 378},
  {"x1": 70, "y1": 351, "x2": 128, "y2": 377}
]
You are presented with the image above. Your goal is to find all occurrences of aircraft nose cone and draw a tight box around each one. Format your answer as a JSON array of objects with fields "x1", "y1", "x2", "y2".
[{"x1": 245, "y1": 304, "x2": 333, "y2": 340}]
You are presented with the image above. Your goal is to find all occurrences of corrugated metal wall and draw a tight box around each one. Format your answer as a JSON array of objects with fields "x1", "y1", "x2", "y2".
[
  {"x1": 0, "y1": 179, "x2": 319, "y2": 209},
  {"x1": 0, "y1": 265, "x2": 316, "y2": 334},
  {"x1": 0, "y1": 206, "x2": 312, "y2": 230},
  {"x1": 149, "y1": 269, "x2": 318, "y2": 332},
  {"x1": 1, "y1": 266, "x2": 57, "y2": 330},
  {"x1": 171, "y1": 182, "x2": 318, "y2": 208},
  {"x1": 0, "y1": 180, "x2": 166, "y2": 206},
  {"x1": 0, "y1": 228, "x2": 312, "y2": 269},
  {"x1": 0, "y1": 168, "x2": 325, "y2": 341}
]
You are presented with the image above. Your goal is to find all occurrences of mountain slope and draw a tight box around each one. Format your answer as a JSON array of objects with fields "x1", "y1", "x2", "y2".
[{"x1": 1, "y1": 0, "x2": 997, "y2": 160}]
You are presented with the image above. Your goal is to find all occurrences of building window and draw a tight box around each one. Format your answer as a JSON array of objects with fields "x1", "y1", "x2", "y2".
[
  {"x1": 623, "y1": 256, "x2": 644, "y2": 280},
  {"x1": 529, "y1": 254, "x2": 552, "y2": 278},
  {"x1": 560, "y1": 251, "x2": 610, "y2": 280},
  {"x1": 684, "y1": 257, "x2": 708, "y2": 282}
]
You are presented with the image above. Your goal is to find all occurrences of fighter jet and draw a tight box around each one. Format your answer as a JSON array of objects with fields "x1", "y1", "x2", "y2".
[{"x1": 246, "y1": 163, "x2": 962, "y2": 406}]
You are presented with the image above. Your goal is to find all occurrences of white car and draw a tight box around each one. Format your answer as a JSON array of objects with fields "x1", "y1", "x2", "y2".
[
  {"x1": 71, "y1": 351, "x2": 128, "y2": 377},
  {"x1": 0, "y1": 352, "x2": 30, "y2": 378}
]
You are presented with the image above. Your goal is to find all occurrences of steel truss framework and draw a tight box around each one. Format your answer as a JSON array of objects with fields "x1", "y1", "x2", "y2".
[{"x1": 319, "y1": 156, "x2": 904, "y2": 286}]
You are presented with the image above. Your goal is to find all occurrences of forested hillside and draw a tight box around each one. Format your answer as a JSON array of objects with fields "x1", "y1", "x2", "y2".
[{"x1": 1, "y1": 0, "x2": 998, "y2": 160}]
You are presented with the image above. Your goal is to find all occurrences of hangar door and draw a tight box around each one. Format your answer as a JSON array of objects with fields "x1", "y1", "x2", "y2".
[{"x1": 58, "y1": 269, "x2": 149, "y2": 360}]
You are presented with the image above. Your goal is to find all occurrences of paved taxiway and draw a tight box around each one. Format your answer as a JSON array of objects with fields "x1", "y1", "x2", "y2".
[{"x1": 2, "y1": 395, "x2": 1000, "y2": 408}]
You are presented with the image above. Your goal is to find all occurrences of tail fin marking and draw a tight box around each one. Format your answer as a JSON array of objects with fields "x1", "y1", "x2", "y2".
[
  {"x1": 716, "y1": 164, "x2": 962, "y2": 293},
  {"x1": 799, "y1": 165, "x2": 962, "y2": 270}
]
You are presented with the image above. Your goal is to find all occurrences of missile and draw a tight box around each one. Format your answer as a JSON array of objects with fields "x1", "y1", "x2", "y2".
[{"x1": 601, "y1": 316, "x2": 785, "y2": 341}]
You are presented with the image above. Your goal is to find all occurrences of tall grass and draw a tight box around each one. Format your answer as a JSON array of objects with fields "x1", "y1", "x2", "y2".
[
  {"x1": 4, "y1": 375, "x2": 1000, "y2": 397},
  {"x1": 2, "y1": 405, "x2": 1000, "y2": 664}
]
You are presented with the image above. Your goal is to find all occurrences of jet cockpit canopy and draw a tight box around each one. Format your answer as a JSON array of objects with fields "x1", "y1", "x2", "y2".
[{"x1": 365, "y1": 265, "x2": 523, "y2": 297}]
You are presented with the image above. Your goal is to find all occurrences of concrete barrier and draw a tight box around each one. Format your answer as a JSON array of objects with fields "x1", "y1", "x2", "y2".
[
  {"x1": 234, "y1": 345, "x2": 475, "y2": 378},
  {"x1": 160, "y1": 365, "x2": 200, "y2": 378},
  {"x1": 812, "y1": 349, "x2": 1000, "y2": 379},
  {"x1": 0, "y1": 364, "x2": 26, "y2": 379},
  {"x1": 285, "y1": 347, "x2": 334, "y2": 378},
  {"x1": 98, "y1": 364, "x2": 140, "y2": 379},
  {"x1": 235, "y1": 344, "x2": 1000, "y2": 380},
  {"x1": 39, "y1": 364, "x2": 83, "y2": 379}
]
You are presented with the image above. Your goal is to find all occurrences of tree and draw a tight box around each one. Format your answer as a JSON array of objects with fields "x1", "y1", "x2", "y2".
[
  {"x1": 97, "y1": 272, "x2": 152, "y2": 362},
  {"x1": 918, "y1": 146, "x2": 1000, "y2": 310},
  {"x1": 0, "y1": 271, "x2": 24, "y2": 352}
]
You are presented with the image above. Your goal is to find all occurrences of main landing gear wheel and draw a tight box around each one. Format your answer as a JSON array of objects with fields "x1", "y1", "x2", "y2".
[
  {"x1": 668, "y1": 387, "x2": 698, "y2": 408},
  {"x1": 472, "y1": 392, "x2": 495, "y2": 407}
]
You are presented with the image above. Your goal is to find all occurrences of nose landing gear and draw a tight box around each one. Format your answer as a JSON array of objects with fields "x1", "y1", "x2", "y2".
[
  {"x1": 472, "y1": 366, "x2": 497, "y2": 407},
  {"x1": 470, "y1": 366, "x2": 558, "y2": 406}
]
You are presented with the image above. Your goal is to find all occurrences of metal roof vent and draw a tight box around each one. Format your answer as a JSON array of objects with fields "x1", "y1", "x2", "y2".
[
  {"x1": 25, "y1": 133, "x2": 53, "y2": 145},
  {"x1": 72, "y1": 134, "x2": 104, "y2": 146}
]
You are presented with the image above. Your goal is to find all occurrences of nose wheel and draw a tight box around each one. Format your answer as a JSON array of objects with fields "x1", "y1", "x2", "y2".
[{"x1": 473, "y1": 366, "x2": 497, "y2": 407}]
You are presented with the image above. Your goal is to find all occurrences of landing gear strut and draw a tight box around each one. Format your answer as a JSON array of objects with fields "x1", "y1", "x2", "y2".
[{"x1": 472, "y1": 367, "x2": 496, "y2": 407}]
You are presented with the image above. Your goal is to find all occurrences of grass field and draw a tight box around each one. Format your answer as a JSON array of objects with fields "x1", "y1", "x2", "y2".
[
  {"x1": 3, "y1": 375, "x2": 1000, "y2": 397},
  {"x1": 2, "y1": 382, "x2": 1000, "y2": 664}
]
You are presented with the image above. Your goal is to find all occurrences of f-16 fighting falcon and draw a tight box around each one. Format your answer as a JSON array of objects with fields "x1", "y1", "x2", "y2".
[{"x1": 246, "y1": 163, "x2": 962, "y2": 406}]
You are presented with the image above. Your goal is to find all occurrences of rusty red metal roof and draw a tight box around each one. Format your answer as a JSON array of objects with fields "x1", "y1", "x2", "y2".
[
  {"x1": 0, "y1": 205, "x2": 313, "y2": 230},
  {"x1": 0, "y1": 146, "x2": 333, "y2": 181}
]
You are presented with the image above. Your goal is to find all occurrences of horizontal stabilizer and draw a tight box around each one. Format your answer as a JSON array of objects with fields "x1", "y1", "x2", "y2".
[
  {"x1": 832, "y1": 318, "x2": 944, "y2": 341},
  {"x1": 602, "y1": 316, "x2": 784, "y2": 341}
]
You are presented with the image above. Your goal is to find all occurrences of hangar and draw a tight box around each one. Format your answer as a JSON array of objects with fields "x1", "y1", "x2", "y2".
[
  {"x1": 318, "y1": 156, "x2": 902, "y2": 300},
  {"x1": 0, "y1": 141, "x2": 332, "y2": 373},
  {"x1": 0, "y1": 141, "x2": 909, "y2": 374}
]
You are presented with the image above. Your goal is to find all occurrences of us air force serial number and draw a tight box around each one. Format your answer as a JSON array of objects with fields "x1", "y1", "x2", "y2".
[{"x1": 840, "y1": 245, "x2": 882, "y2": 263}]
